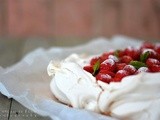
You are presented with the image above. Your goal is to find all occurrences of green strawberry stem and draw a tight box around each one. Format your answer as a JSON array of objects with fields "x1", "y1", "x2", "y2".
[
  {"x1": 130, "y1": 61, "x2": 147, "y2": 69},
  {"x1": 92, "y1": 60, "x2": 100, "y2": 76},
  {"x1": 140, "y1": 51, "x2": 150, "y2": 62}
]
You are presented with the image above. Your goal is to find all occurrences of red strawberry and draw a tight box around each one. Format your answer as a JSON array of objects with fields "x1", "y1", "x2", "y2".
[
  {"x1": 100, "y1": 59, "x2": 116, "y2": 72},
  {"x1": 146, "y1": 58, "x2": 160, "y2": 67},
  {"x1": 141, "y1": 42, "x2": 154, "y2": 49},
  {"x1": 116, "y1": 63, "x2": 127, "y2": 71},
  {"x1": 100, "y1": 51, "x2": 114, "y2": 62},
  {"x1": 123, "y1": 65, "x2": 136, "y2": 74},
  {"x1": 96, "y1": 73, "x2": 112, "y2": 83},
  {"x1": 90, "y1": 57, "x2": 100, "y2": 65},
  {"x1": 117, "y1": 50, "x2": 125, "y2": 57},
  {"x1": 108, "y1": 55, "x2": 119, "y2": 62},
  {"x1": 124, "y1": 47, "x2": 140, "y2": 60},
  {"x1": 155, "y1": 44, "x2": 160, "y2": 54},
  {"x1": 114, "y1": 70, "x2": 130, "y2": 81},
  {"x1": 120, "y1": 55, "x2": 133, "y2": 64},
  {"x1": 83, "y1": 65, "x2": 93, "y2": 73},
  {"x1": 150, "y1": 65, "x2": 160, "y2": 72},
  {"x1": 83, "y1": 42, "x2": 160, "y2": 84},
  {"x1": 142, "y1": 49, "x2": 158, "y2": 59},
  {"x1": 99, "y1": 70, "x2": 115, "y2": 77}
]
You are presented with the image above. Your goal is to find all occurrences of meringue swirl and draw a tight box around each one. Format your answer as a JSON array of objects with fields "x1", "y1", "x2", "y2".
[{"x1": 48, "y1": 54, "x2": 160, "y2": 120}]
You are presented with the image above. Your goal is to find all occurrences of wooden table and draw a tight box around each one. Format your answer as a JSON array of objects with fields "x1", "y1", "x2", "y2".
[
  {"x1": 0, "y1": 38, "x2": 89, "y2": 120},
  {"x1": 0, "y1": 94, "x2": 52, "y2": 120}
]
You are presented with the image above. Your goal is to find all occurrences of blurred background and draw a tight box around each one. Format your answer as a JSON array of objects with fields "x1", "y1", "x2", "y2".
[
  {"x1": 0, "y1": 0, "x2": 160, "y2": 39},
  {"x1": 1, "y1": 0, "x2": 160, "y2": 67}
]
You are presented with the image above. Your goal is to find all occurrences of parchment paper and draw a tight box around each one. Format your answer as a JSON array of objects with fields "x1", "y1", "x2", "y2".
[{"x1": 0, "y1": 36, "x2": 143, "y2": 120}]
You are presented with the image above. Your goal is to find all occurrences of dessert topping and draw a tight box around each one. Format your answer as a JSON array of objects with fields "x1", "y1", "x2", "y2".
[{"x1": 83, "y1": 42, "x2": 160, "y2": 83}]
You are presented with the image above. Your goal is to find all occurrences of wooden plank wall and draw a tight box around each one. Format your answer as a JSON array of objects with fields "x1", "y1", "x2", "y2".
[{"x1": 0, "y1": 0, "x2": 160, "y2": 39}]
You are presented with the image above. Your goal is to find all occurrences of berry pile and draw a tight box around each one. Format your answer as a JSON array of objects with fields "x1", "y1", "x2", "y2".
[{"x1": 83, "y1": 42, "x2": 160, "y2": 84}]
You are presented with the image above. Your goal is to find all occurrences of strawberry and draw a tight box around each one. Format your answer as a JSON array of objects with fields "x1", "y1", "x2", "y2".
[
  {"x1": 146, "y1": 58, "x2": 160, "y2": 67},
  {"x1": 100, "y1": 59, "x2": 116, "y2": 72},
  {"x1": 90, "y1": 57, "x2": 100, "y2": 65},
  {"x1": 141, "y1": 42, "x2": 154, "y2": 50},
  {"x1": 123, "y1": 65, "x2": 136, "y2": 74},
  {"x1": 83, "y1": 41, "x2": 160, "y2": 84},
  {"x1": 136, "y1": 67, "x2": 149, "y2": 73},
  {"x1": 120, "y1": 55, "x2": 133, "y2": 64},
  {"x1": 83, "y1": 65, "x2": 93, "y2": 73},
  {"x1": 124, "y1": 47, "x2": 140, "y2": 60},
  {"x1": 116, "y1": 63, "x2": 127, "y2": 71},
  {"x1": 142, "y1": 49, "x2": 158, "y2": 59},
  {"x1": 114, "y1": 70, "x2": 130, "y2": 81},
  {"x1": 96, "y1": 73, "x2": 112, "y2": 83},
  {"x1": 114, "y1": 50, "x2": 125, "y2": 58},
  {"x1": 100, "y1": 51, "x2": 114, "y2": 62},
  {"x1": 99, "y1": 70, "x2": 115, "y2": 77},
  {"x1": 108, "y1": 55, "x2": 119, "y2": 62},
  {"x1": 150, "y1": 65, "x2": 160, "y2": 72},
  {"x1": 155, "y1": 44, "x2": 160, "y2": 54}
]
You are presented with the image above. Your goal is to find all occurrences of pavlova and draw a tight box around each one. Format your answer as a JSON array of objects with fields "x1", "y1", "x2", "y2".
[{"x1": 47, "y1": 42, "x2": 160, "y2": 120}]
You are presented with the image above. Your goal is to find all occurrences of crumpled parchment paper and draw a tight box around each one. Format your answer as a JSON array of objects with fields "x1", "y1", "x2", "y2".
[{"x1": 0, "y1": 36, "x2": 143, "y2": 120}]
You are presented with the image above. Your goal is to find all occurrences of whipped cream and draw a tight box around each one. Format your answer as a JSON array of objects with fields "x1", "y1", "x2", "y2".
[{"x1": 48, "y1": 54, "x2": 160, "y2": 120}]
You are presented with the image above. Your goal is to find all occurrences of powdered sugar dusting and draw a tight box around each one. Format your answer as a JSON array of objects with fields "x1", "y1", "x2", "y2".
[
  {"x1": 124, "y1": 65, "x2": 136, "y2": 71},
  {"x1": 137, "y1": 67, "x2": 149, "y2": 72},
  {"x1": 117, "y1": 70, "x2": 127, "y2": 74},
  {"x1": 101, "y1": 74, "x2": 112, "y2": 79},
  {"x1": 142, "y1": 49, "x2": 156, "y2": 54},
  {"x1": 102, "y1": 59, "x2": 115, "y2": 66},
  {"x1": 108, "y1": 55, "x2": 119, "y2": 62},
  {"x1": 149, "y1": 58, "x2": 159, "y2": 64}
]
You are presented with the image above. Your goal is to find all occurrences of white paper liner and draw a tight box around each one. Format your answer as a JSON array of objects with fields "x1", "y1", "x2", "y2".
[{"x1": 0, "y1": 36, "x2": 144, "y2": 120}]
